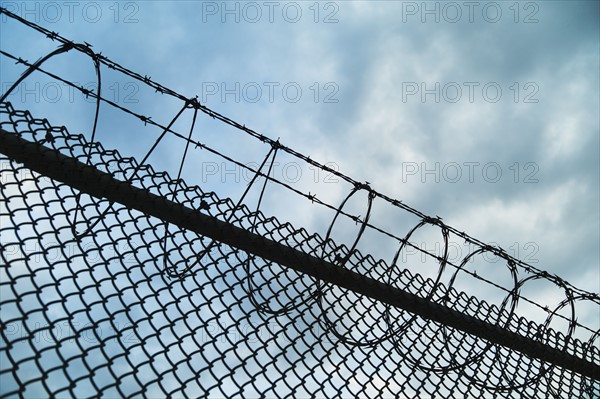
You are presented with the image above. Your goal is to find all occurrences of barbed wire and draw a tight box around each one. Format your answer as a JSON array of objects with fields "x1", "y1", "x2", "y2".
[
  {"x1": 1, "y1": 7, "x2": 599, "y2": 398},
  {"x1": 1, "y1": 13, "x2": 598, "y2": 341},
  {"x1": 3, "y1": 45, "x2": 597, "y2": 338},
  {"x1": 1, "y1": 7, "x2": 597, "y2": 303},
  {"x1": 1, "y1": 7, "x2": 599, "y2": 341},
  {"x1": 1, "y1": 98, "x2": 598, "y2": 397}
]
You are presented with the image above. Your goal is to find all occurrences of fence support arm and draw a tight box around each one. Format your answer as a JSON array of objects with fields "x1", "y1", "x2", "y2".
[{"x1": 1, "y1": 127, "x2": 597, "y2": 381}]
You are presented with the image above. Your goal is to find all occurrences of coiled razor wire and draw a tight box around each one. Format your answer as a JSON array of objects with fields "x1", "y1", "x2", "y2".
[
  {"x1": 0, "y1": 104, "x2": 598, "y2": 398},
  {"x1": 1, "y1": 7, "x2": 599, "y2": 398},
  {"x1": 1, "y1": 10, "x2": 598, "y2": 330}
]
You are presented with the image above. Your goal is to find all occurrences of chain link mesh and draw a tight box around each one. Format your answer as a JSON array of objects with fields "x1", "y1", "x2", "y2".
[
  {"x1": 1, "y1": 7, "x2": 599, "y2": 397},
  {"x1": 1, "y1": 101, "x2": 598, "y2": 398}
]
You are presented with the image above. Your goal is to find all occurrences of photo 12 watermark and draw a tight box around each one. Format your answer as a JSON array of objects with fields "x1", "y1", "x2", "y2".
[
  {"x1": 1, "y1": 1, "x2": 140, "y2": 24},
  {"x1": 1, "y1": 160, "x2": 134, "y2": 184},
  {"x1": 400, "y1": 161, "x2": 539, "y2": 184},
  {"x1": 199, "y1": 81, "x2": 339, "y2": 104},
  {"x1": 3, "y1": 321, "x2": 140, "y2": 344},
  {"x1": 197, "y1": 320, "x2": 332, "y2": 344},
  {"x1": 401, "y1": 82, "x2": 539, "y2": 104},
  {"x1": 1, "y1": 240, "x2": 139, "y2": 265},
  {"x1": 401, "y1": 240, "x2": 540, "y2": 264},
  {"x1": 200, "y1": 1, "x2": 339, "y2": 23},
  {"x1": 400, "y1": 1, "x2": 540, "y2": 23},
  {"x1": 198, "y1": 161, "x2": 341, "y2": 184},
  {"x1": 1, "y1": 81, "x2": 140, "y2": 104}
]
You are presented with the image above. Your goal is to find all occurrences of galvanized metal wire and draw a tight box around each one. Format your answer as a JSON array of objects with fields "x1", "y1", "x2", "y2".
[{"x1": 1, "y1": 7, "x2": 599, "y2": 398}]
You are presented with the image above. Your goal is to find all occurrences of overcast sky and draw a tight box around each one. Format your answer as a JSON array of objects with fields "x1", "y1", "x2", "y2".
[{"x1": 1, "y1": 1, "x2": 599, "y2": 392}]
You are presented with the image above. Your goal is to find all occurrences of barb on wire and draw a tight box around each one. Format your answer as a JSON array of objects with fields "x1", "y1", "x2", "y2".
[
  {"x1": 1, "y1": 40, "x2": 597, "y2": 324},
  {"x1": 0, "y1": 35, "x2": 597, "y2": 339},
  {"x1": 1, "y1": 100, "x2": 599, "y2": 398},
  {"x1": 1, "y1": 6, "x2": 599, "y2": 398}
]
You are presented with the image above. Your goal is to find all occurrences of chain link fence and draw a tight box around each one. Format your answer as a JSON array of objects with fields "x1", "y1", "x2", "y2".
[
  {"x1": 1, "y1": 7, "x2": 599, "y2": 397},
  {"x1": 1, "y1": 101, "x2": 598, "y2": 398}
]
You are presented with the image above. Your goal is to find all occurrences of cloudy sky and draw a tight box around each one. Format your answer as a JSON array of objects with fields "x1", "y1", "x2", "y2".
[{"x1": 1, "y1": 0, "x2": 599, "y2": 393}]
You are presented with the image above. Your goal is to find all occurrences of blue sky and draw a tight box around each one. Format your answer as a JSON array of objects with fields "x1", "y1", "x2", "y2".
[
  {"x1": 2, "y1": 0, "x2": 597, "y2": 295},
  {"x1": 1, "y1": 1, "x2": 599, "y2": 396}
]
